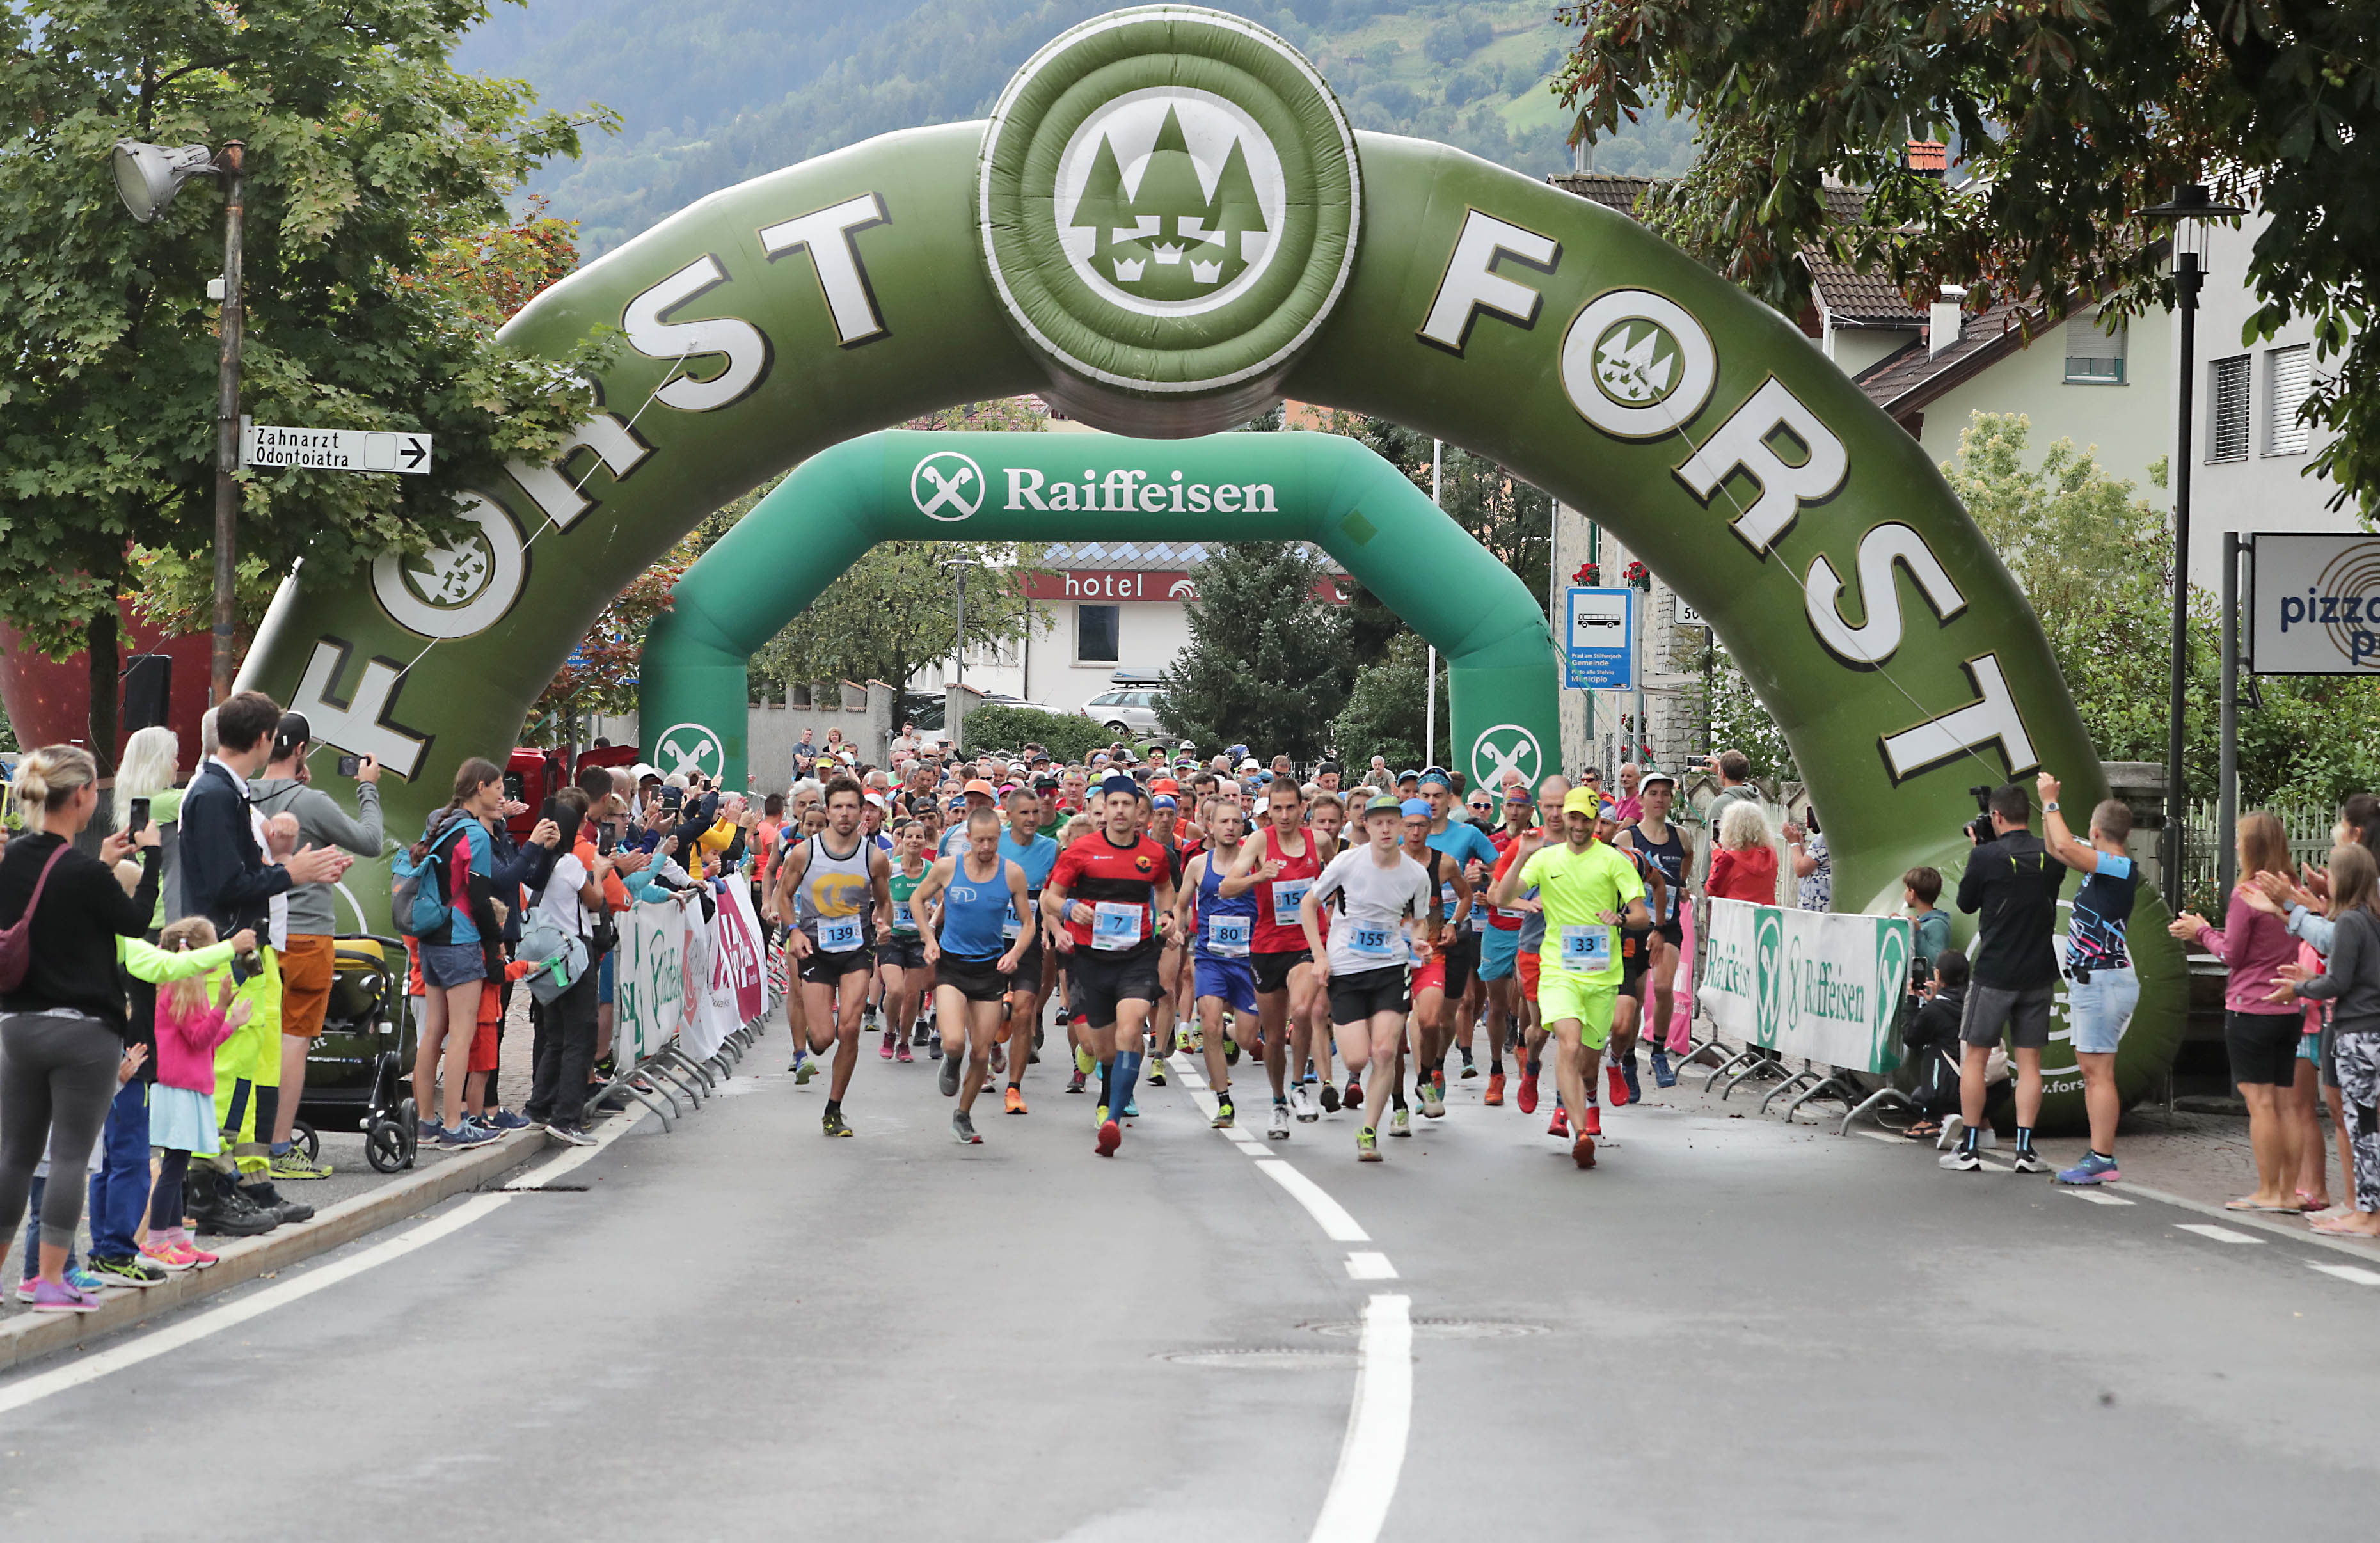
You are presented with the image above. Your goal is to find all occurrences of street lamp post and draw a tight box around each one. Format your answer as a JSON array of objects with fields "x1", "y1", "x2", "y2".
[
  {"x1": 112, "y1": 138, "x2": 248, "y2": 705},
  {"x1": 2136, "y1": 182, "x2": 2245, "y2": 910}
]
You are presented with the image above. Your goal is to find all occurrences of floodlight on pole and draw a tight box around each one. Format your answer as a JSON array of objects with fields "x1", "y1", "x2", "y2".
[{"x1": 111, "y1": 141, "x2": 219, "y2": 223}]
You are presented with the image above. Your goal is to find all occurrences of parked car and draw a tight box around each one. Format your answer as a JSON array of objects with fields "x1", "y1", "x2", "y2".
[{"x1": 1079, "y1": 686, "x2": 1166, "y2": 739}]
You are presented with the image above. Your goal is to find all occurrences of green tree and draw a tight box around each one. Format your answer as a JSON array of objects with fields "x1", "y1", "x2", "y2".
[
  {"x1": 747, "y1": 540, "x2": 1053, "y2": 699},
  {"x1": 527, "y1": 537, "x2": 696, "y2": 747},
  {"x1": 1308, "y1": 409, "x2": 1555, "y2": 614},
  {"x1": 1157, "y1": 542, "x2": 1351, "y2": 761},
  {"x1": 0, "y1": 0, "x2": 615, "y2": 766},
  {"x1": 1331, "y1": 630, "x2": 1448, "y2": 775},
  {"x1": 1554, "y1": 0, "x2": 2380, "y2": 518}
]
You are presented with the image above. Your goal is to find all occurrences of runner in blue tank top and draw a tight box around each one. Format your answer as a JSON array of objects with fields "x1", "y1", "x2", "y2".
[
  {"x1": 996, "y1": 786, "x2": 1062, "y2": 1114},
  {"x1": 1177, "y1": 797, "x2": 1259, "y2": 1129},
  {"x1": 913, "y1": 807, "x2": 1029, "y2": 1146}
]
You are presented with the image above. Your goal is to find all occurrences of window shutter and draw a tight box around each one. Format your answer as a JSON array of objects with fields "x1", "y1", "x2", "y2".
[
  {"x1": 2266, "y1": 344, "x2": 2312, "y2": 455},
  {"x1": 2207, "y1": 356, "x2": 2251, "y2": 463}
]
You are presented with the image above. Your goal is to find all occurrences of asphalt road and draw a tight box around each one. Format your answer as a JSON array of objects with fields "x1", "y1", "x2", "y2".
[{"x1": 3, "y1": 1011, "x2": 2376, "y2": 1540}]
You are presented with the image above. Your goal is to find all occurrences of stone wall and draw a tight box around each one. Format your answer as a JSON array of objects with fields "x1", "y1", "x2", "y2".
[
  {"x1": 749, "y1": 680, "x2": 895, "y2": 786},
  {"x1": 1552, "y1": 501, "x2": 1709, "y2": 783}
]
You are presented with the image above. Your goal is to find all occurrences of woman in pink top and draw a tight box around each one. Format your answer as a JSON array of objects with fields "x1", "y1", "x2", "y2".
[{"x1": 2169, "y1": 812, "x2": 2313, "y2": 1212}]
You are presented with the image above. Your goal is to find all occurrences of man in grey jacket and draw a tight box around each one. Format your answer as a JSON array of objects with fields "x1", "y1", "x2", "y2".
[{"x1": 250, "y1": 711, "x2": 385, "y2": 1182}]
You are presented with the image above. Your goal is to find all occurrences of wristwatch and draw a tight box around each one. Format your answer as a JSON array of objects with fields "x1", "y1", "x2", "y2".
[{"x1": 2043, "y1": 801, "x2": 2061, "y2": 813}]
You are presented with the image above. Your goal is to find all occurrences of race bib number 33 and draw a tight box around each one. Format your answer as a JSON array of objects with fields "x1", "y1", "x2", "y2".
[{"x1": 1559, "y1": 924, "x2": 1612, "y2": 974}]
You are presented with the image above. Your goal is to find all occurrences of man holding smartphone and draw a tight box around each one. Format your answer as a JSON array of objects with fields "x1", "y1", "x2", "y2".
[{"x1": 250, "y1": 713, "x2": 385, "y2": 1182}]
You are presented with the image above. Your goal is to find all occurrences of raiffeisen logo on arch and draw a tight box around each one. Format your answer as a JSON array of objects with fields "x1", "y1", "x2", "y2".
[{"x1": 1003, "y1": 464, "x2": 1278, "y2": 514}]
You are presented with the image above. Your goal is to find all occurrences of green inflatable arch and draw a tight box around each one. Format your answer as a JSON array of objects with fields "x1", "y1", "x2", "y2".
[
  {"x1": 640, "y1": 429, "x2": 1557, "y2": 794},
  {"x1": 232, "y1": 4, "x2": 2182, "y2": 1122}
]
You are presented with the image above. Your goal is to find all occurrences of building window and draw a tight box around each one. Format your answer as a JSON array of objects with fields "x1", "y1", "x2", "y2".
[
  {"x1": 1077, "y1": 603, "x2": 1120, "y2": 664},
  {"x1": 2265, "y1": 344, "x2": 2313, "y2": 456},
  {"x1": 2207, "y1": 354, "x2": 2251, "y2": 464},
  {"x1": 2063, "y1": 314, "x2": 2125, "y2": 383}
]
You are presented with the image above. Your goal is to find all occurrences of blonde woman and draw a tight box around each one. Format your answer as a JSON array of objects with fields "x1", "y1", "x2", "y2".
[{"x1": 1705, "y1": 800, "x2": 1778, "y2": 906}]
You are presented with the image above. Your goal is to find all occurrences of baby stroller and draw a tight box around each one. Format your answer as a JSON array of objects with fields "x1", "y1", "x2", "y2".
[{"x1": 291, "y1": 935, "x2": 421, "y2": 1173}]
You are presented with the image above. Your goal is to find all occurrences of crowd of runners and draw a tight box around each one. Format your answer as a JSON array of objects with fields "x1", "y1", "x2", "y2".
[{"x1": 753, "y1": 743, "x2": 1701, "y2": 1169}]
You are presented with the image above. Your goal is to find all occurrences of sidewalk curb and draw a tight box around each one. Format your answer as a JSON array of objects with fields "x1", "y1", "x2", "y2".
[{"x1": 0, "y1": 1131, "x2": 550, "y2": 1375}]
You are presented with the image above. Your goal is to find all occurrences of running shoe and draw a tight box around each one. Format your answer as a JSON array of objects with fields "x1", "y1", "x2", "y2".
[
  {"x1": 1148, "y1": 1058, "x2": 1167, "y2": 1088},
  {"x1": 952, "y1": 1110, "x2": 982, "y2": 1145},
  {"x1": 1225, "y1": 1038, "x2": 1241, "y2": 1065},
  {"x1": 1622, "y1": 1060, "x2": 1643, "y2": 1104},
  {"x1": 1581, "y1": 1104, "x2": 1603, "y2": 1137},
  {"x1": 1004, "y1": 1086, "x2": 1027, "y2": 1116},
  {"x1": 14, "y1": 1267, "x2": 105, "y2": 1302},
  {"x1": 2056, "y1": 1152, "x2": 2120, "y2": 1185},
  {"x1": 990, "y1": 1042, "x2": 1006, "y2": 1077},
  {"x1": 1431, "y1": 1067, "x2": 1447, "y2": 1096},
  {"x1": 821, "y1": 1110, "x2": 853, "y2": 1137},
  {"x1": 793, "y1": 1057, "x2": 818, "y2": 1086},
  {"x1": 1317, "y1": 1080, "x2": 1341, "y2": 1114},
  {"x1": 2010, "y1": 1149, "x2": 2048, "y2": 1175},
  {"x1": 1344, "y1": 1076, "x2": 1362, "y2": 1109},
  {"x1": 86, "y1": 1255, "x2": 165, "y2": 1290},
  {"x1": 1122, "y1": 1098, "x2": 1140, "y2": 1118},
  {"x1": 1605, "y1": 1064, "x2": 1630, "y2": 1109},
  {"x1": 939, "y1": 1051, "x2": 964, "y2": 1098},
  {"x1": 26, "y1": 1277, "x2": 100, "y2": 1313},
  {"x1": 1075, "y1": 1045, "x2": 1096, "y2": 1077},
  {"x1": 1067, "y1": 1070, "x2": 1087, "y2": 1095},
  {"x1": 1651, "y1": 1047, "x2": 1677, "y2": 1089},
  {"x1": 914, "y1": 1023, "x2": 931, "y2": 1045},
  {"x1": 269, "y1": 1149, "x2": 334, "y2": 1182},
  {"x1": 1389, "y1": 1107, "x2": 1412, "y2": 1137},
  {"x1": 1484, "y1": 1072, "x2": 1505, "y2": 1107},
  {"x1": 1178, "y1": 1025, "x2": 1198, "y2": 1053},
  {"x1": 1294, "y1": 1084, "x2": 1320, "y2": 1123},
  {"x1": 1357, "y1": 1127, "x2": 1382, "y2": 1162},
  {"x1": 1417, "y1": 1081, "x2": 1445, "y2": 1119},
  {"x1": 1517, "y1": 1077, "x2": 1539, "y2": 1116},
  {"x1": 1571, "y1": 1134, "x2": 1597, "y2": 1169},
  {"x1": 1939, "y1": 1146, "x2": 1983, "y2": 1171},
  {"x1": 879, "y1": 1032, "x2": 896, "y2": 1061},
  {"x1": 1095, "y1": 1118, "x2": 1122, "y2": 1157},
  {"x1": 546, "y1": 1124, "x2": 598, "y2": 1148},
  {"x1": 1269, "y1": 1102, "x2": 1291, "y2": 1141},
  {"x1": 1548, "y1": 1108, "x2": 1569, "y2": 1138},
  {"x1": 928, "y1": 1040, "x2": 943, "y2": 1061},
  {"x1": 175, "y1": 1239, "x2": 219, "y2": 1269},
  {"x1": 437, "y1": 1121, "x2": 500, "y2": 1150},
  {"x1": 896, "y1": 1040, "x2": 914, "y2": 1064},
  {"x1": 1211, "y1": 1093, "x2": 1235, "y2": 1129},
  {"x1": 139, "y1": 1239, "x2": 197, "y2": 1274},
  {"x1": 1095, "y1": 1102, "x2": 1111, "y2": 1130},
  {"x1": 1460, "y1": 1049, "x2": 1477, "y2": 1079},
  {"x1": 482, "y1": 1108, "x2": 534, "y2": 1132}
]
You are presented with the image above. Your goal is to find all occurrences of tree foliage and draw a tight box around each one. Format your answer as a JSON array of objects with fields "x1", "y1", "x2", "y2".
[
  {"x1": 1555, "y1": 0, "x2": 2379, "y2": 517},
  {"x1": 1157, "y1": 542, "x2": 1351, "y2": 763},
  {"x1": 0, "y1": 0, "x2": 615, "y2": 762},
  {"x1": 527, "y1": 537, "x2": 695, "y2": 741},
  {"x1": 958, "y1": 703, "x2": 1107, "y2": 765},
  {"x1": 1330, "y1": 629, "x2": 1449, "y2": 776}
]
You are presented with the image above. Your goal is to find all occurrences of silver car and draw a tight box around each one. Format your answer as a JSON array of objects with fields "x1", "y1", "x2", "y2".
[{"x1": 1080, "y1": 686, "x2": 1166, "y2": 739}]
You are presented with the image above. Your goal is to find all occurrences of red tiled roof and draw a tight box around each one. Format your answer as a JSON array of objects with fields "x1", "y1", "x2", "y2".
[
  {"x1": 1852, "y1": 298, "x2": 2042, "y2": 418},
  {"x1": 1544, "y1": 172, "x2": 1658, "y2": 218}
]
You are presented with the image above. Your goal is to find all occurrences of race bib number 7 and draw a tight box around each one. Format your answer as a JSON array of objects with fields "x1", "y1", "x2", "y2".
[{"x1": 1092, "y1": 901, "x2": 1144, "y2": 951}]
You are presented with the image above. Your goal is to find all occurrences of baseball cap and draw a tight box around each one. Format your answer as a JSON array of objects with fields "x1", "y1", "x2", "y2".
[
  {"x1": 1152, "y1": 794, "x2": 1179, "y2": 810},
  {"x1": 1099, "y1": 772, "x2": 1139, "y2": 798},
  {"x1": 1150, "y1": 777, "x2": 1180, "y2": 794},
  {"x1": 1317, "y1": 761, "x2": 1340, "y2": 776},
  {"x1": 963, "y1": 778, "x2": 997, "y2": 797},
  {"x1": 1363, "y1": 793, "x2": 1402, "y2": 816},
  {"x1": 271, "y1": 711, "x2": 312, "y2": 759},
  {"x1": 1562, "y1": 788, "x2": 1600, "y2": 816},
  {"x1": 1418, "y1": 768, "x2": 1455, "y2": 792},
  {"x1": 1639, "y1": 764, "x2": 1676, "y2": 787},
  {"x1": 1503, "y1": 786, "x2": 1534, "y2": 804},
  {"x1": 1399, "y1": 798, "x2": 1431, "y2": 819},
  {"x1": 1395, "y1": 768, "x2": 1420, "y2": 784}
]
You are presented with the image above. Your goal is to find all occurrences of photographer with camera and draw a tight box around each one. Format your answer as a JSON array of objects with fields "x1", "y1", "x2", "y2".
[
  {"x1": 250, "y1": 713, "x2": 385, "y2": 1182},
  {"x1": 2036, "y1": 772, "x2": 2139, "y2": 1184},
  {"x1": 1941, "y1": 782, "x2": 2067, "y2": 1173}
]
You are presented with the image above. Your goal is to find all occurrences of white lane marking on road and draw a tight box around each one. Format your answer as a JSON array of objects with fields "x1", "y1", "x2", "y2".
[
  {"x1": 1344, "y1": 1252, "x2": 1399, "y2": 1280},
  {"x1": 2175, "y1": 1223, "x2": 2264, "y2": 1245},
  {"x1": 1308, "y1": 1292, "x2": 1412, "y2": 1543},
  {"x1": 0, "y1": 1110, "x2": 653, "y2": 1414},
  {"x1": 2308, "y1": 1262, "x2": 2380, "y2": 1286},
  {"x1": 0, "y1": 1193, "x2": 509, "y2": 1417},
  {"x1": 1222, "y1": 1128, "x2": 1265, "y2": 1151},
  {"x1": 2059, "y1": 1189, "x2": 2136, "y2": 1207},
  {"x1": 1251, "y1": 1159, "x2": 1372, "y2": 1242}
]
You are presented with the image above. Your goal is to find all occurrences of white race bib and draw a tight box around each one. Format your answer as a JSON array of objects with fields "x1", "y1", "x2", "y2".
[
  {"x1": 891, "y1": 900, "x2": 916, "y2": 933},
  {"x1": 1206, "y1": 914, "x2": 1252, "y2": 957},
  {"x1": 1558, "y1": 924, "x2": 1612, "y2": 974},
  {"x1": 1092, "y1": 901, "x2": 1144, "y2": 952},
  {"x1": 818, "y1": 915, "x2": 862, "y2": 953},
  {"x1": 1345, "y1": 921, "x2": 1398, "y2": 964},
  {"x1": 1269, "y1": 878, "x2": 1313, "y2": 918},
  {"x1": 1002, "y1": 901, "x2": 1023, "y2": 940}
]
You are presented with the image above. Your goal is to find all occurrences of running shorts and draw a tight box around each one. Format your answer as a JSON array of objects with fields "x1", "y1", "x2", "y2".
[
  {"x1": 1538, "y1": 971, "x2": 1619, "y2": 1052},
  {"x1": 1656, "y1": 917, "x2": 1684, "y2": 947},
  {"x1": 1441, "y1": 930, "x2": 1480, "y2": 994},
  {"x1": 1958, "y1": 981, "x2": 2055, "y2": 1050},
  {"x1": 277, "y1": 934, "x2": 337, "y2": 1040},
  {"x1": 1328, "y1": 965, "x2": 1410, "y2": 1025},
  {"x1": 1517, "y1": 949, "x2": 1541, "y2": 1002},
  {"x1": 1619, "y1": 929, "x2": 1654, "y2": 999},
  {"x1": 1073, "y1": 942, "x2": 1162, "y2": 1027},
  {"x1": 1411, "y1": 954, "x2": 1447, "y2": 998},
  {"x1": 799, "y1": 944, "x2": 875, "y2": 987},
  {"x1": 936, "y1": 952, "x2": 1012, "y2": 1004},
  {"x1": 877, "y1": 935, "x2": 926, "y2": 971},
  {"x1": 1010, "y1": 933, "x2": 1044, "y2": 990},
  {"x1": 1195, "y1": 955, "x2": 1259, "y2": 1015},
  {"x1": 1251, "y1": 947, "x2": 1311, "y2": 997},
  {"x1": 1480, "y1": 924, "x2": 1519, "y2": 983}
]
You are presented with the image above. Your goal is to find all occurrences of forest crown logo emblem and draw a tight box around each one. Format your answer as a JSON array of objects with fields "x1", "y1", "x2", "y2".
[{"x1": 1056, "y1": 92, "x2": 1284, "y2": 315}]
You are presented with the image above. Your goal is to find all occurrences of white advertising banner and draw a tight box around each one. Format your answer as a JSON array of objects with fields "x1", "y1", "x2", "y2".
[
  {"x1": 2248, "y1": 532, "x2": 2380, "y2": 674},
  {"x1": 1697, "y1": 898, "x2": 1912, "y2": 1074},
  {"x1": 612, "y1": 895, "x2": 697, "y2": 1066}
]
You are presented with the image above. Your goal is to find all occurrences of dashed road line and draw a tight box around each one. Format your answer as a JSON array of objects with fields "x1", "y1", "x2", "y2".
[
  {"x1": 2308, "y1": 1261, "x2": 2380, "y2": 1286},
  {"x1": 1344, "y1": 1251, "x2": 1399, "y2": 1280},
  {"x1": 2175, "y1": 1223, "x2": 2265, "y2": 1245}
]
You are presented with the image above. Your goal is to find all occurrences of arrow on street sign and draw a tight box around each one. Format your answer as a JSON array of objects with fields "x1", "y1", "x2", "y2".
[{"x1": 241, "y1": 422, "x2": 433, "y2": 475}]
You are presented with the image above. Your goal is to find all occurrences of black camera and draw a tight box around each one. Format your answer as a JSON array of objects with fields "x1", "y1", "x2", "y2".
[{"x1": 1964, "y1": 784, "x2": 1996, "y2": 844}]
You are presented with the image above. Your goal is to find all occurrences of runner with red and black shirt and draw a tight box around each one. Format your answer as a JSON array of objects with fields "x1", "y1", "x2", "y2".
[
  {"x1": 1220, "y1": 779, "x2": 1323, "y2": 1141},
  {"x1": 1041, "y1": 774, "x2": 1177, "y2": 1157}
]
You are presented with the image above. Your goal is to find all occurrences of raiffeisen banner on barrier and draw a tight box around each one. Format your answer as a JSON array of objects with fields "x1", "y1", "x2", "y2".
[
  {"x1": 614, "y1": 887, "x2": 772, "y2": 1067},
  {"x1": 1699, "y1": 898, "x2": 1914, "y2": 1076}
]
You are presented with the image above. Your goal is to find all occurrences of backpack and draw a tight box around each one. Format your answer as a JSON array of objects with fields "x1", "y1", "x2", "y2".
[{"x1": 393, "y1": 809, "x2": 472, "y2": 942}]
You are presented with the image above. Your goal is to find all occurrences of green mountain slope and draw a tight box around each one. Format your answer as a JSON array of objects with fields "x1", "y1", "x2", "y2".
[{"x1": 457, "y1": 0, "x2": 1694, "y2": 255}]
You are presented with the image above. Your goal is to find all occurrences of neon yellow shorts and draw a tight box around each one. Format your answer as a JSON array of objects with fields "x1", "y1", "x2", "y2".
[{"x1": 1537, "y1": 970, "x2": 1619, "y2": 1052}]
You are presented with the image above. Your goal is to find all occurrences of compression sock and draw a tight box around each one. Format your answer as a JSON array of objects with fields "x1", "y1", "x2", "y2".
[
  {"x1": 1960, "y1": 1125, "x2": 1980, "y2": 1155},
  {"x1": 2015, "y1": 1126, "x2": 2036, "y2": 1154},
  {"x1": 1110, "y1": 1051, "x2": 1142, "y2": 1114},
  {"x1": 824, "y1": 1098, "x2": 842, "y2": 1119}
]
